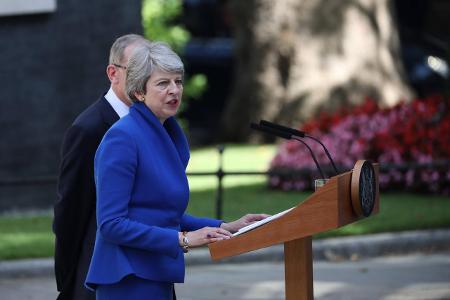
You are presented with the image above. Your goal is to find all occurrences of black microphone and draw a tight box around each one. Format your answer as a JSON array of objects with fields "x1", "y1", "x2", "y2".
[
  {"x1": 250, "y1": 122, "x2": 326, "y2": 179},
  {"x1": 250, "y1": 123, "x2": 292, "y2": 139},
  {"x1": 259, "y1": 120, "x2": 339, "y2": 175},
  {"x1": 260, "y1": 120, "x2": 305, "y2": 137}
]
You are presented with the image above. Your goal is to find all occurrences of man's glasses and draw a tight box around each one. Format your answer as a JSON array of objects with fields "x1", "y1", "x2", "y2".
[{"x1": 113, "y1": 63, "x2": 127, "y2": 70}]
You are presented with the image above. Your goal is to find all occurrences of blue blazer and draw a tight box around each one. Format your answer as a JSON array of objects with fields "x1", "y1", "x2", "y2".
[{"x1": 85, "y1": 102, "x2": 221, "y2": 290}]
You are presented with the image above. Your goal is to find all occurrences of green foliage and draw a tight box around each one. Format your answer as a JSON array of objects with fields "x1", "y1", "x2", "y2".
[
  {"x1": 183, "y1": 74, "x2": 208, "y2": 100},
  {"x1": 142, "y1": 0, "x2": 189, "y2": 51},
  {"x1": 141, "y1": 0, "x2": 207, "y2": 108}
]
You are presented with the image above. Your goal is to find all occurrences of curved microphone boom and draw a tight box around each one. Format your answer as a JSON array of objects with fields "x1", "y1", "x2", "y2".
[
  {"x1": 290, "y1": 137, "x2": 326, "y2": 179},
  {"x1": 303, "y1": 134, "x2": 338, "y2": 175},
  {"x1": 259, "y1": 120, "x2": 339, "y2": 175},
  {"x1": 250, "y1": 122, "x2": 326, "y2": 179}
]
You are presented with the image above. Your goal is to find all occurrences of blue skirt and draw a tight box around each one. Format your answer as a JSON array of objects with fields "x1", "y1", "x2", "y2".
[{"x1": 96, "y1": 275, "x2": 174, "y2": 300}]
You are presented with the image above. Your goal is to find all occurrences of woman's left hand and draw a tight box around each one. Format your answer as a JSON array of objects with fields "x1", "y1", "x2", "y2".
[{"x1": 220, "y1": 213, "x2": 270, "y2": 233}]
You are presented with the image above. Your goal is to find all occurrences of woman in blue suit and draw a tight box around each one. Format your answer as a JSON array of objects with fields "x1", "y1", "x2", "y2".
[{"x1": 85, "y1": 41, "x2": 267, "y2": 299}]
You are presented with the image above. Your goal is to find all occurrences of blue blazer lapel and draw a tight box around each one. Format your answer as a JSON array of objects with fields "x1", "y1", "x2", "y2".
[
  {"x1": 164, "y1": 118, "x2": 190, "y2": 169},
  {"x1": 131, "y1": 102, "x2": 190, "y2": 169}
]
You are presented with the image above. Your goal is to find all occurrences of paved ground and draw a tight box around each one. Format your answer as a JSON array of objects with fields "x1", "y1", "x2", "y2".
[{"x1": 1, "y1": 252, "x2": 449, "y2": 300}]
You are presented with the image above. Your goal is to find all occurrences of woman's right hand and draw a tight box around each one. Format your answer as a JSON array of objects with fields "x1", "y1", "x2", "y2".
[{"x1": 179, "y1": 227, "x2": 232, "y2": 248}]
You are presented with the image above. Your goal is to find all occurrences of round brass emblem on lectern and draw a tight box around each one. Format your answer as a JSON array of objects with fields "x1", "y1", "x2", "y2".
[{"x1": 351, "y1": 160, "x2": 376, "y2": 217}]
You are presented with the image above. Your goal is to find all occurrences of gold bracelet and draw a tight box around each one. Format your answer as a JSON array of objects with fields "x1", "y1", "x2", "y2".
[{"x1": 181, "y1": 231, "x2": 189, "y2": 253}]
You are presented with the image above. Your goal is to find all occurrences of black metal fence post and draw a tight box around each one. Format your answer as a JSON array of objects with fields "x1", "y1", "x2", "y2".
[{"x1": 215, "y1": 145, "x2": 225, "y2": 220}]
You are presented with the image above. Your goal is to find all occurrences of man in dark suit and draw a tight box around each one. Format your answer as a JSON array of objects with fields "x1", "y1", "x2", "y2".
[{"x1": 53, "y1": 34, "x2": 150, "y2": 300}]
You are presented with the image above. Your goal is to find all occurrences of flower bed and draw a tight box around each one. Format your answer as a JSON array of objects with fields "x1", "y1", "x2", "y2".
[{"x1": 269, "y1": 96, "x2": 450, "y2": 195}]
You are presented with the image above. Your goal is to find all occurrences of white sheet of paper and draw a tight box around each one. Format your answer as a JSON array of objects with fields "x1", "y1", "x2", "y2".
[{"x1": 232, "y1": 207, "x2": 295, "y2": 237}]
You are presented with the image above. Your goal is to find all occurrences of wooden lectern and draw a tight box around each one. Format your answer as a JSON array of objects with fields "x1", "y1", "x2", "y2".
[{"x1": 209, "y1": 160, "x2": 380, "y2": 300}]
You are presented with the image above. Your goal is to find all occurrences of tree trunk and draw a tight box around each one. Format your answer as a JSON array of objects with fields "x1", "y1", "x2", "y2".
[{"x1": 221, "y1": 0, "x2": 413, "y2": 142}]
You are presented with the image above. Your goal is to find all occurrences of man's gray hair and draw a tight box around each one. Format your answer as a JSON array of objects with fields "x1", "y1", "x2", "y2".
[
  {"x1": 109, "y1": 34, "x2": 148, "y2": 65},
  {"x1": 126, "y1": 42, "x2": 184, "y2": 102}
]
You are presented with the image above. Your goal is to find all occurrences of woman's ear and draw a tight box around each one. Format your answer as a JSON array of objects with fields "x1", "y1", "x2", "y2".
[{"x1": 134, "y1": 92, "x2": 144, "y2": 102}]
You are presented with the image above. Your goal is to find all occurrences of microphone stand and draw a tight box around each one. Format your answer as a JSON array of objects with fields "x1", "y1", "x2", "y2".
[
  {"x1": 259, "y1": 120, "x2": 339, "y2": 176},
  {"x1": 291, "y1": 136, "x2": 326, "y2": 179},
  {"x1": 250, "y1": 123, "x2": 327, "y2": 179},
  {"x1": 304, "y1": 134, "x2": 339, "y2": 175}
]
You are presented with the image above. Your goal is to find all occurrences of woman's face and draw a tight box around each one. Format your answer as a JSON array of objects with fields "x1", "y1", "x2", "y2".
[{"x1": 140, "y1": 68, "x2": 183, "y2": 123}]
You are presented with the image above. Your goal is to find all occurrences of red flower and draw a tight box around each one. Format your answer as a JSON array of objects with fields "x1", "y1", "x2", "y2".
[{"x1": 269, "y1": 96, "x2": 450, "y2": 195}]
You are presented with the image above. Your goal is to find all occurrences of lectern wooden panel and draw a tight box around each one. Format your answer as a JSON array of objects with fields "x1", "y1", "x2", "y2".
[{"x1": 208, "y1": 161, "x2": 379, "y2": 300}]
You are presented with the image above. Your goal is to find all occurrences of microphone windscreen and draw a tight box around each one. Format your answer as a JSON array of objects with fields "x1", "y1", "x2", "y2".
[
  {"x1": 259, "y1": 120, "x2": 305, "y2": 137},
  {"x1": 250, "y1": 123, "x2": 292, "y2": 139}
]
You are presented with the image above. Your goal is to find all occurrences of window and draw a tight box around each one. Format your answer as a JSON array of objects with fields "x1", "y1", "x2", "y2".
[{"x1": 0, "y1": 0, "x2": 56, "y2": 17}]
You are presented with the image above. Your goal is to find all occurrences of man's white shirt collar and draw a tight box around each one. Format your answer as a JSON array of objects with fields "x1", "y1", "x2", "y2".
[{"x1": 104, "y1": 87, "x2": 130, "y2": 118}]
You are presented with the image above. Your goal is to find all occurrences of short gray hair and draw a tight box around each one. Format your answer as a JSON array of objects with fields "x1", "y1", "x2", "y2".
[
  {"x1": 126, "y1": 42, "x2": 184, "y2": 102},
  {"x1": 109, "y1": 34, "x2": 148, "y2": 65}
]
